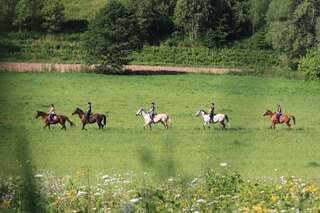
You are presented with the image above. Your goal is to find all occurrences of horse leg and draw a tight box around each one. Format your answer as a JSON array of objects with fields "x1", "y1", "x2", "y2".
[
  {"x1": 43, "y1": 123, "x2": 48, "y2": 129},
  {"x1": 60, "y1": 124, "x2": 66, "y2": 130},
  {"x1": 286, "y1": 121, "x2": 291, "y2": 129},
  {"x1": 160, "y1": 121, "x2": 166, "y2": 129},
  {"x1": 48, "y1": 124, "x2": 51, "y2": 130},
  {"x1": 60, "y1": 121, "x2": 66, "y2": 131},
  {"x1": 97, "y1": 122, "x2": 101, "y2": 130},
  {"x1": 220, "y1": 121, "x2": 225, "y2": 130},
  {"x1": 82, "y1": 123, "x2": 87, "y2": 130}
]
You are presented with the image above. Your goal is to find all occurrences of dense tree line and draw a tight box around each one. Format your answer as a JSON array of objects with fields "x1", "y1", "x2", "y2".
[
  {"x1": 1, "y1": 0, "x2": 320, "y2": 76},
  {"x1": 0, "y1": 0, "x2": 65, "y2": 33}
]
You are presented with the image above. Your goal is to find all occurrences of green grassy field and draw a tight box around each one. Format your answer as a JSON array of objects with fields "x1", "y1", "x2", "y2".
[{"x1": 0, "y1": 72, "x2": 320, "y2": 182}]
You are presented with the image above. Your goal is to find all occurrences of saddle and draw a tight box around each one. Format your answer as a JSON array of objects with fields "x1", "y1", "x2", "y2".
[
  {"x1": 48, "y1": 115, "x2": 58, "y2": 123},
  {"x1": 85, "y1": 114, "x2": 94, "y2": 122},
  {"x1": 149, "y1": 113, "x2": 157, "y2": 121},
  {"x1": 275, "y1": 113, "x2": 282, "y2": 123}
]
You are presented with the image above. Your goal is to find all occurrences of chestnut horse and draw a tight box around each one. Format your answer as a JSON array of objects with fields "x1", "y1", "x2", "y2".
[
  {"x1": 72, "y1": 107, "x2": 106, "y2": 130},
  {"x1": 263, "y1": 110, "x2": 296, "y2": 129},
  {"x1": 35, "y1": 111, "x2": 74, "y2": 130}
]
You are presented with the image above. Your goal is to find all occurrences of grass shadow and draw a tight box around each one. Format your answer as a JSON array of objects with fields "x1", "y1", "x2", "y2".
[
  {"x1": 16, "y1": 126, "x2": 44, "y2": 212},
  {"x1": 123, "y1": 70, "x2": 187, "y2": 75},
  {"x1": 308, "y1": 162, "x2": 320, "y2": 168}
]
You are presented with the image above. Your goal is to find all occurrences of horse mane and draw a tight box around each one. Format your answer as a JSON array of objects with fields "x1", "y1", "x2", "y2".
[
  {"x1": 200, "y1": 109, "x2": 208, "y2": 114},
  {"x1": 37, "y1": 111, "x2": 47, "y2": 115},
  {"x1": 76, "y1": 107, "x2": 84, "y2": 113}
]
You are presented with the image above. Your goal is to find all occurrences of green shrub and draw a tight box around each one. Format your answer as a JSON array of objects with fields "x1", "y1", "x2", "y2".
[
  {"x1": 298, "y1": 49, "x2": 320, "y2": 80},
  {"x1": 84, "y1": 0, "x2": 144, "y2": 73},
  {"x1": 41, "y1": 0, "x2": 65, "y2": 33}
]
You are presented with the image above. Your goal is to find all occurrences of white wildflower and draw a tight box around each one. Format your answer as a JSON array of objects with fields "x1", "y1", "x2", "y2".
[
  {"x1": 280, "y1": 176, "x2": 287, "y2": 185},
  {"x1": 34, "y1": 174, "x2": 44, "y2": 178},
  {"x1": 197, "y1": 199, "x2": 206, "y2": 204},
  {"x1": 77, "y1": 191, "x2": 87, "y2": 197},
  {"x1": 130, "y1": 197, "x2": 141, "y2": 204},
  {"x1": 101, "y1": 175, "x2": 110, "y2": 180},
  {"x1": 220, "y1": 162, "x2": 228, "y2": 167},
  {"x1": 191, "y1": 178, "x2": 198, "y2": 184}
]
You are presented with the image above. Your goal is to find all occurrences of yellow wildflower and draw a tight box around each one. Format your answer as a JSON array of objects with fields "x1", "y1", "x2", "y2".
[
  {"x1": 252, "y1": 204, "x2": 264, "y2": 213},
  {"x1": 304, "y1": 183, "x2": 318, "y2": 194},
  {"x1": 271, "y1": 194, "x2": 279, "y2": 203}
]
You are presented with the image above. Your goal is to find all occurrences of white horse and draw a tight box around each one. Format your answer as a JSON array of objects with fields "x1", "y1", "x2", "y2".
[
  {"x1": 136, "y1": 107, "x2": 171, "y2": 129},
  {"x1": 195, "y1": 110, "x2": 229, "y2": 129}
]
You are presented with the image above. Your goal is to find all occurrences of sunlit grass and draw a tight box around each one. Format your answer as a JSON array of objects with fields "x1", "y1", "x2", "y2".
[{"x1": 0, "y1": 72, "x2": 319, "y2": 182}]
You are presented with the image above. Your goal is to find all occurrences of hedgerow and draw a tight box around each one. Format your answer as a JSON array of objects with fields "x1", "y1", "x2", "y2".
[
  {"x1": 0, "y1": 35, "x2": 280, "y2": 69},
  {"x1": 131, "y1": 46, "x2": 280, "y2": 68}
]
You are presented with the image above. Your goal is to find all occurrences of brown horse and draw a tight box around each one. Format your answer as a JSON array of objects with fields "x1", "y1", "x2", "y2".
[
  {"x1": 72, "y1": 107, "x2": 106, "y2": 130},
  {"x1": 263, "y1": 110, "x2": 296, "y2": 129},
  {"x1": 35, "y1": 111, "x2": 74, "y2": 130}
]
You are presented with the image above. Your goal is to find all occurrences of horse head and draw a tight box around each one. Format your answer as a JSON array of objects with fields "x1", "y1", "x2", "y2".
[
  {"x1": 195, "y1": 110, "x2": 205, "y2": 117},
  {"x1": 35, "y1": 111, "x2": 40, "y2": 119},
  {"x1": 263, "y1": 110, "x2": 273, "y2": 117},
  {"x1": 136, "y1": 107, "x2": 144, "y2": 116},
  {"x1": 35, "y1": 111, "x2": 46, "y2": 119},
  {"x1": 195, "y1": 110, "x2": 201, "y2": 117},
  {"x1": 72, "y1": 107, "x2": 83, "y2": 115}
]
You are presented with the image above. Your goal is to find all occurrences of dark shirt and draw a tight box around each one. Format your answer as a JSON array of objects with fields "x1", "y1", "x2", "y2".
[
  {"x1": 208, "y1": 106, "x2": 214, "y2": 115},
  {"x1": 87, "y1": 105, "x2": 92, "y2": 114}
]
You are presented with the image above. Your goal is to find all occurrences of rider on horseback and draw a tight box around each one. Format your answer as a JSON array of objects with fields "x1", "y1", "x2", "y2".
[
  {"x1": 85, "y1": 102, "x2": 92, "y2": 123},
  {"x1": 275, "y1": 104, "x2": 282, "y2": 123},
  {"x1": 149, "y1": 102, "x2": 156, "y2": 122},
  {"x1": 208, "y1": 102, "x2": 215, "y2": 123},
  {"x1": 48, "y1": 104, "x2": 56, "y2": 122}
]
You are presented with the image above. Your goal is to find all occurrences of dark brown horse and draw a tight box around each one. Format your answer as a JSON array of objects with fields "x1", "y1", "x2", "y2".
[
  {"x1": 72, "y1": 107, "x2": 106, "y2": 130},
  {"x1": 263, "y1": 110, "x2": 296, "y2": 129},
  {"x1": 35, "y1": 111, "x2": 74, "y2": 130}
]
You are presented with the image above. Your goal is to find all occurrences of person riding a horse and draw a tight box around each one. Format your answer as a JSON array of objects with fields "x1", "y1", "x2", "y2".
[
  {"x1": 208, "y1": 102, "x2": 215, "y2": 123},
  {"x1": 148, "y1": 102, "x2": 156, "y2": 122},
  {"x1": 85, "y1": 102, "x2": 92, "y2": 123},
  {"x1": 48, "y1": 104, "x2": 56, "y2": 123},
  {"x1": 276, "y1": 104, "x2": 282, "y2": 123}
]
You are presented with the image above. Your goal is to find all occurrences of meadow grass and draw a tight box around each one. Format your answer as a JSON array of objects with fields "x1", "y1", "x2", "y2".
[{"x1": 0, "y1": 72, "x2": 319, "y2": 182}]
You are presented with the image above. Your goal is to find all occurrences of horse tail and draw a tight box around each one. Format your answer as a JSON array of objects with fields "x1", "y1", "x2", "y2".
[
  {"x1": 225, "y1": 114, "x2": 229, "y2": 123},
  {"x1": 102, "y1": 114, "x2": 106, "y2": 126},
  {"x1": 167, "y1": 115, "x2": 172, "y2": 127},
  {"x1": 225, "y1": 114, "x2": 231, "y2": 127},
  {"x1": 65, "y1": 116, "x2": 75, "y2": 126},
  {"x1": 290, "y1": 115, "x2": 296, "y2": 125}
]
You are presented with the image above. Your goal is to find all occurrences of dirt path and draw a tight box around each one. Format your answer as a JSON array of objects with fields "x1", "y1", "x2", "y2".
[{"x1": 0, "y1": 62, "x2": 243, "y2": 74}]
